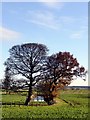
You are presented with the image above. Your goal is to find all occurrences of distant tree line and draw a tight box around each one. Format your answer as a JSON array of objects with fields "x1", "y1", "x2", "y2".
[{"x1": 3, "y1": 43, "x2": 87, "y2": 105}]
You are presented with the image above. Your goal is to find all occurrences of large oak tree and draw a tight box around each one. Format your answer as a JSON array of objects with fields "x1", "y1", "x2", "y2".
[
  {"x1": 4, "y1": 43, "x2": 48, "y2": 105},
  {"x1": 38, "y1": 52, "x2": 87, "y2": 105}
]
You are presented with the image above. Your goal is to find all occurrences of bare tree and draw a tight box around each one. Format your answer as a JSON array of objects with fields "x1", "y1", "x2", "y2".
[{"x1": 4, "y1": 43, "x2": 48, "y2": 105}]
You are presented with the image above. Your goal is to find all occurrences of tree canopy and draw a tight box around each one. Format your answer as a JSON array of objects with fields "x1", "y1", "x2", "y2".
[
  {"x1": 43, "y1": 52, "x2": 86, "y2": 83},
  {"x1": 5, "y1": 43, "x2": 48, "y2": 85}
]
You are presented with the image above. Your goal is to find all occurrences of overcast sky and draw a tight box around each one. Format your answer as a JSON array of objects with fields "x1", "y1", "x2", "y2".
[{"x1": 0, "y1": 1, "x2": 88, "y2": 86}]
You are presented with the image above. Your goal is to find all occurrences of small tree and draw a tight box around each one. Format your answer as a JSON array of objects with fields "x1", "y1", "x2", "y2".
[
  {"x1": 3, "y1": 67, "x2": 11, "y2": 94},
  {"x1": 38, "y1": 52, "x2": 87, "y2": 105},
  {"x1": 4, "y1": 43, "x2": 48, "y2": 105}
]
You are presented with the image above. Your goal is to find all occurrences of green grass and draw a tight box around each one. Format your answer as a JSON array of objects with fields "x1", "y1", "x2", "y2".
[
  {"x1": 2, "y1": 94, "x2": 26, "y2": 104},
  {"x1": 2, "y1": 105, "x2": 88, "y2": 119},
  {"x1": 1, "y1": 89, "x2": 89, "y2": 119},
  {"x1": 60, "y1": 93, "x2": 89, "y2": 106}
]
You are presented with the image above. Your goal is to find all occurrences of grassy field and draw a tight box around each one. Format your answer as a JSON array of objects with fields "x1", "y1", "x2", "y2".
[{"x1": 1, "y1": 89, "x2": 90, "y2": 120}]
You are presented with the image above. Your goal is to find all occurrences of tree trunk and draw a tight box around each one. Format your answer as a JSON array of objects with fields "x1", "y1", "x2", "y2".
[
  {"x1": 44, "y1": 95, "x2": 55, "y2": 105},
  {"x1": 24, "y1": 84, "x2": 32, "y2": 106},
  {"x1": 25, "y1": 66, "x2": 33, "y2": 106}
]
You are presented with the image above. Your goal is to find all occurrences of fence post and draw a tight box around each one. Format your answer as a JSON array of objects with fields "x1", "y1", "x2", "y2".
[
  {"x1": 19, "y1": 102, "x2": 20, "y2": 107},
  {"x1": 10, "y1": 102, "x2": 12, "y2": 107},
  {"x1": 14, "y1": 103, "x2": 15, "y2": 107},
  {"x1": 5, "y1": 103, "x2": 6, "y2": 107}
]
